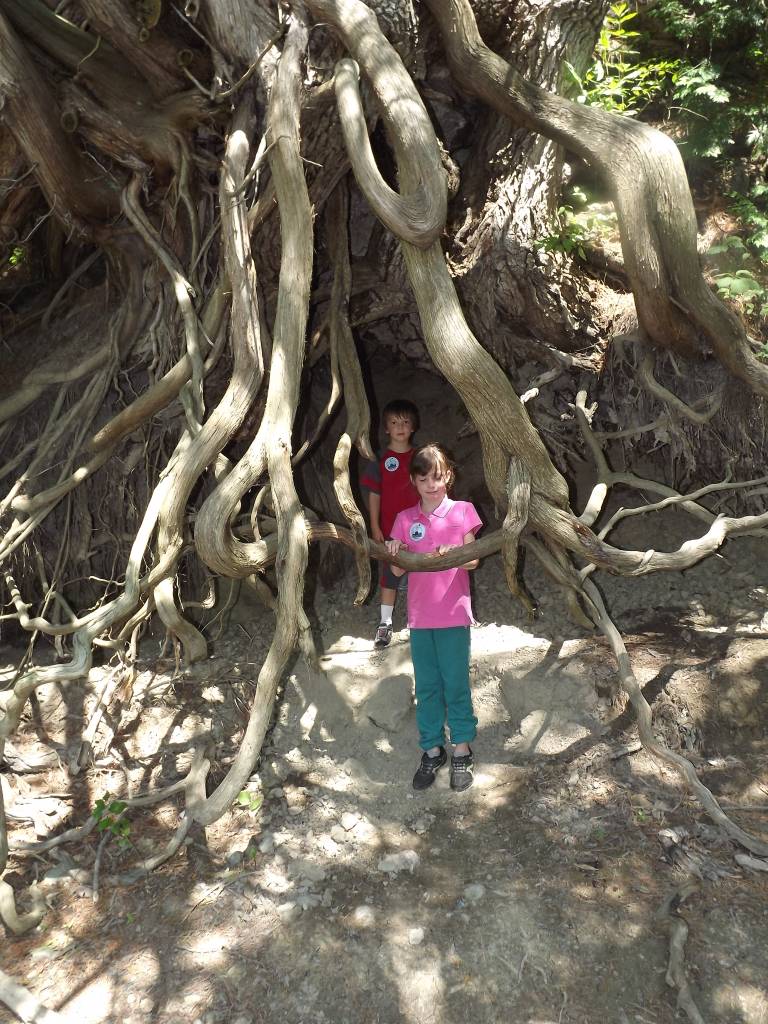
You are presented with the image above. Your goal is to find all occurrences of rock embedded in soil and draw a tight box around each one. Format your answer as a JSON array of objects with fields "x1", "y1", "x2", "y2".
[
  {"x1": 288, "y1": 858, "x2": 327, "y2": 883},
  {"x1": 350, "y1": 905, "x2": 376, "y2": 928},
  {"x1": 463, "y1": 883, "x2": 486, "y2": 902},
  {"x1": 377, "y1": 850, "x2": 420, "y2": 874},
  {"x1": 363, "y1": 673, "x2": 413, "y2": 732},
  {"x1": 277, "y1": 901, "x2": 302, "y2": 922}
]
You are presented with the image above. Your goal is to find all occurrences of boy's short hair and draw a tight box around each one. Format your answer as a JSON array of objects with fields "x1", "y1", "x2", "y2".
[
  {"x1": 382, "y1": 398, "x2": 420, "y2": 433},
  {"x1": 410, "y1": 443, "x2": 455, "y2": 489}
]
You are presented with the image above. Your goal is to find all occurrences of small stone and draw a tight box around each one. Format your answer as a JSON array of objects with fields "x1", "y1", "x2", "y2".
[
  {"x1": 340, "y1": 812, "x2": 359, "y2": 831},
  {"x1": 288, "y1": 806, "x2": 303, "y2": 817},
  {"x1": 227, "y1": 850, "x2": 245, "y2": 868},
  {"x1": 463, "y1": 883, "x2": 485, "y2": 902},
  {"x1": 258, "y1": 833, "x2": 275, "y2": 855},
  {"x1": 321, "y1": 889, "x2": 333, "y2": 908},
  {"x1": 330, "y1": 825, "x2": 347, "y2": 843},
  {"x1": 269, "y1": 787, "x2": 284, "y2": 799},
  {"x1": 296, "y1": 892, "x2": 321, "y2": 910},
  {"x1": 289, "y1": 859, "x2": 327, "y2": 883},
  {"x1": 350, "y1": 905, "x2": 376, "y2": 928},
  {"x1": 408, "y1": 927, "x2": 425, "y2": 946},
  {"x1": 277, "y1": 901, "x2": 301, "y2": 922},
  {"x1": 377, "y1": 850, "x2": 420, "y2": 874}
]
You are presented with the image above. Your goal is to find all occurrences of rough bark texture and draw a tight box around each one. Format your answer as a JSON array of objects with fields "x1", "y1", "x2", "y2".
[{"x1": 1, "y1": 0, "x2": 767, "y2": 939}]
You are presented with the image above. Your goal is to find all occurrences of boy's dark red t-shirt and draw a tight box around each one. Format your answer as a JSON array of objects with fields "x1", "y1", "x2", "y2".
[{"x1": 361, "y1": 449, "x2": 419, "y2": 538}]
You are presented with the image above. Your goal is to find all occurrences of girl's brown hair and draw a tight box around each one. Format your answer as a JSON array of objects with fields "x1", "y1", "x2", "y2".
[{"x1": 410, "y1": 443, "x2": 455, "y2": 489}]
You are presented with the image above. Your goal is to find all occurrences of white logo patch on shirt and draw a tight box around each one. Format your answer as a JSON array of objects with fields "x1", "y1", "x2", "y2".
[
  {"x1": 409, "y1": 521, "x2": 426, "y2": 542},
  {"x1": 384, "y1": 456, "x2": 400, "y2": 472}
]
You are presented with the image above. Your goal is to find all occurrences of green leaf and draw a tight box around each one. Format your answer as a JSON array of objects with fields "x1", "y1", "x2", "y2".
[
  {"x1": 108, "y1": 800, "x2": 127, "y2": 815},
  {"x1": 729, "y1": 277, "x2": 762, "y2": 296}
]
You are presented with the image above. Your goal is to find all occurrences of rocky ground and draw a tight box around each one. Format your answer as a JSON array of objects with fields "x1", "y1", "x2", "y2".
[{"x1": 3, "y1": 515, "x2": 768, "y2": 1024}]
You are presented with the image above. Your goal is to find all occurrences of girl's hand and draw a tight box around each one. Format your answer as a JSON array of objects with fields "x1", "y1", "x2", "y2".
[
  {"x1": 435, "y1": 544, "x2": 458, "y2": 556},
  {"x1": 385, "y1": 539, "x2": 405, "y2": 556}
]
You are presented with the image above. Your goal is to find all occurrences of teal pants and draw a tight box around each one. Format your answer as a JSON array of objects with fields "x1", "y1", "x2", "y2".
[{"x1": 410, "y1": 627, "x2": 477, "y2": 750}]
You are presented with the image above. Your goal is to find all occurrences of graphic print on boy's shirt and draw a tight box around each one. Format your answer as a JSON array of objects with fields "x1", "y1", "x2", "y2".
[
  {"x1": 390, "y1": 496, "x2": 482, "y2": 629},
  {"x1": 360, "y1": 448, "x2": 418, "y2": 537}
]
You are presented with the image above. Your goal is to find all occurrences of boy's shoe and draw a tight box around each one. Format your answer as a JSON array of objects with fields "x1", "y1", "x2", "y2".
[
  {"x1": 412, "y1": 747, "x2": 447, "y2": 790},
  {"x1": 450, "y1": 748, "x2": 474, "y2": 791},
  {"x1": 374, "y1": 622, "x2": 393, "y2": 648}
]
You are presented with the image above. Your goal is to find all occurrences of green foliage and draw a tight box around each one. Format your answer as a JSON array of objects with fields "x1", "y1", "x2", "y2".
[
  {"x1": 714, "y1": 268, "x2": 763, "y2": 300},
  {"x1": 8, "y1": 246, "x2": 26, "y2": 267},
  {"x1": 706, "y1": 203, "x2": 768, "y2": 326},
  {"x1": 92, "y1": 796, "x2": 131, "y2": 848},
  {"x1": 569, "y1": 0, "x2": 768, "y2": 166},
  {"x1": 535, "y1": 206, "x2": 590, "y2": 260},
  {"x1": 564, "y1": 2, "x2": 679, "y2": 115},
  {"x1": 235, "y1": 789, "x2": 263, "y2": 813},
  {"x1": 643, "y1": 0, "x2": 768, "y2": 162},
  {"x1": 727, "y1": 187, "x2": 768, "y2": 261}
]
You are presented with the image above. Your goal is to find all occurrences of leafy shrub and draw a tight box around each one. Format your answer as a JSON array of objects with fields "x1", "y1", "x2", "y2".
[
  {"x1": 535, "y1": 206, "x2": 591, "y2": 260},
  {"x1": 92, "y1": 796, "x2": 131, "y2": 848},
  {"x1": 644, "y1": 0, "x2": 768, "y2": 162},
  {"x1": 564, "y1": 3, "x2": 679, "y2": 115}
]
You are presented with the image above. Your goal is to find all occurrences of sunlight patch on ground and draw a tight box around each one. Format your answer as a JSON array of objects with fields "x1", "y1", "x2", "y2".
[
  {"x1": 299, "y1": 701, "x2": 317, "y2": 736},
  {"x1": 200, "y1": 685, "x2": 225, "y2": 703},
  {"x1": 60, "y1": 973, "x2": 113, "y2": 1024},
  {"x1": 178, "y1": 928, "x2": 231, "y2": 962},
  {"x1": 714, "y1": 980, "x2": 768, "y2": 1022}
]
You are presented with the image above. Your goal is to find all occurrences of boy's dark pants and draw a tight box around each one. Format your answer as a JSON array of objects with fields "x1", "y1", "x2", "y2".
[{"x1": 410, "y1": 626, "x2": 477, "y2": 750}]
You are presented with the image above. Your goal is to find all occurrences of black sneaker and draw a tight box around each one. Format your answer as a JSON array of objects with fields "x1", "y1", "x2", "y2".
[
  {"x1": 374, "y1": 622, "x2": 393, "y2": 648},
  {"x1": 412, "y1": 747, "x2": 447, "y2": 790},
  {"x1": 450, "y1": 748, "x2": 474, "y2": 791}
]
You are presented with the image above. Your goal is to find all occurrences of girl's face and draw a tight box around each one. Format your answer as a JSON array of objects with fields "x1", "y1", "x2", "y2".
[{"x1": 413, "y1": 469, "x2": 448, "y2": 507}]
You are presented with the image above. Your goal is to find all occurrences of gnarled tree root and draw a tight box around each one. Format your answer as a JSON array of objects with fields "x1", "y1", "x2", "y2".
[
  {"x1": 423, "y1": 0, "x2": 768, "y2": 400},
  {"x1": 0, "y1": 967, "x2": 63, "y2": 1023},
  {"x1": 656, "y1": 882, "x2": 707, "y2": 1024}
]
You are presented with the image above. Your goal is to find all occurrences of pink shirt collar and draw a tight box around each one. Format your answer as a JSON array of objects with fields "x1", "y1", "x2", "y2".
[{"x1": 417, "y1": 495, "x2": 453, "y2": 519}]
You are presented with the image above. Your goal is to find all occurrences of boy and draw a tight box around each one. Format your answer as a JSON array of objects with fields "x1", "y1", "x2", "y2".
[{"x1": 361, "y1": 399, "x2": 420, "y2": 647}]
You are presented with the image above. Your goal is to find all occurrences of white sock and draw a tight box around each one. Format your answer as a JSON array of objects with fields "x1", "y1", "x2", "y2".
[{"x1": 380, "y1": 603, "x2": 394, "y2": 625}]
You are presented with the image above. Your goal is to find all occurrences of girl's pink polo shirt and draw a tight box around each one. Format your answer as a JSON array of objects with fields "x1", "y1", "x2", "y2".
[{"x1": 390, "y1": 497, "x2": 482, "y2": 629}]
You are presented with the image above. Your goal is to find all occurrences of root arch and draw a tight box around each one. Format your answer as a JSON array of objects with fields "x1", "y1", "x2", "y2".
[{"x1": 1, "y1": 0, "x2": 767, "y2": 944}]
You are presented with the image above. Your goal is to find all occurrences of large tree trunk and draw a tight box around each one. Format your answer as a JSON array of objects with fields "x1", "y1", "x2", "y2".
[
  {"x1": 441, "y1": 0, "x2": 606, "y2": 364},
  {"x1": 1, "y1": 0, "x2": 767, "y2": 937}
]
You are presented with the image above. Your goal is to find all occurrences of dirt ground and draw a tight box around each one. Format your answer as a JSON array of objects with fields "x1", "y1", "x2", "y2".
[{"x1": 3, "y1": 508, "x2": 768, "y2": 1024}]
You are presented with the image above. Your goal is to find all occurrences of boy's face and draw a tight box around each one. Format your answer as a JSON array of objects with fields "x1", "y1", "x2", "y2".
[{"x1": 384, "y1": 414, "x2": 414, "y2": 445}]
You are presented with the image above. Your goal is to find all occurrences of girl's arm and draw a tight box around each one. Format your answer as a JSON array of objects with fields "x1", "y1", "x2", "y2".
[{"x1": 461, "y1": 531, "x2": 480, "y2": 570}]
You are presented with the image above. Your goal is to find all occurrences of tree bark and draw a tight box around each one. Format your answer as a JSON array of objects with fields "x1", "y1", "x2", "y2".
[
  {"x1": 0, "y1": 8, "x2": 118, "y2": 232},
  {"x1": 426, "y1": 0, "x2": 768, "y2": 398}
]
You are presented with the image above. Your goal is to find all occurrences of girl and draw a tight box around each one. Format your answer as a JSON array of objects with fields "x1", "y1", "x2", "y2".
[{"x1": 385, "y1": 444, "x2": 482, "y2": 791}]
